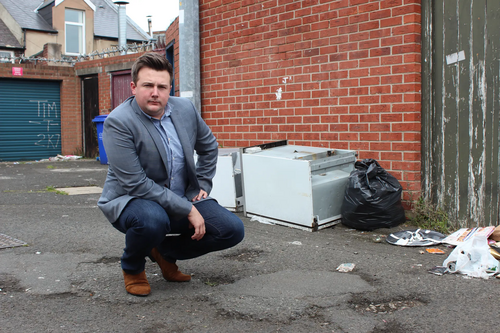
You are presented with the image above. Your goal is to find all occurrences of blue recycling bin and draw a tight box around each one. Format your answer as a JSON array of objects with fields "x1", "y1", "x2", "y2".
[{"x1": 92, "y1": 115, "x2": 108, "y2": 165}]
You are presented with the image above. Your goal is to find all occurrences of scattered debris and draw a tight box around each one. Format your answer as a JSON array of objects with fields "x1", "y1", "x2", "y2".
[
  {"x1": 490, "y1": 226, "x2": 500, "y2": 241},
  {"x1": 360, "y1": 300, "x2": 421, "y2": 314},
  {"x1": 336, "y1": 263, "x2": 356, "y2": 272},
  {"x1": 490, "y1": 242, "x2": 500, "y2": 260},
  {"x1": 386, "y1": 229, "x2": 446, "y2": 246},
  {"x1": 442, "y1": 226, "x2": 496, "y2": 246},
  {"x1": 443, "y1": 236, "x2": 499, "y2": 279},
  {"x1": 428, "y1": 266, "x2": 447, "y2": 276},
  {"x1": 426, "y1": 248, "x2": 445, "y2": 255},
  {"x1": 39, "y1": 155, "x2": 83, "y2": 162},
  {"x1": 249, "y1": 215, "x2": 275, "y2": 225}
]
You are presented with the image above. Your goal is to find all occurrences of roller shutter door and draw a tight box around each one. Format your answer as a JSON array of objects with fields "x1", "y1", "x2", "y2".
[{"x1": 0, "y1": 79, "x2": 61, "y2": 161}]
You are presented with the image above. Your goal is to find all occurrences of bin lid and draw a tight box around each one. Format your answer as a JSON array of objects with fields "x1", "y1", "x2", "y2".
[{"x1": 92, "y1": 115, "x2": 108, "y2": 123}]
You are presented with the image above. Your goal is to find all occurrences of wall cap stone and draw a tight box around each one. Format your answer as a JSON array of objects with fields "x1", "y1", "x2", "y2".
[
  {"x1": 75, "y1": 67, "x2": 102, "y2": 76},
  {"x1": 105, "y1": 62, "x2": 134, "y2": 73}
]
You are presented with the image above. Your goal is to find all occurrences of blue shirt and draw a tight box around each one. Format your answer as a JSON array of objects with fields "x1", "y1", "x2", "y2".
[{"x1": 141, "y1": 105, "x2": 188, "y2": 199}]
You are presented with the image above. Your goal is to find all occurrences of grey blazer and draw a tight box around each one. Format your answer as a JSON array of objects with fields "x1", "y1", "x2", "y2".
[{"x1": 97, "y1": 96, "x2": 218, "y2": 223}]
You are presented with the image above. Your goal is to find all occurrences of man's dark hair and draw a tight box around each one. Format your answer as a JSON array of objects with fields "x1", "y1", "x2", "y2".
[{"x1": 131, "y1": 52, "x2": 174, "y2": 85}]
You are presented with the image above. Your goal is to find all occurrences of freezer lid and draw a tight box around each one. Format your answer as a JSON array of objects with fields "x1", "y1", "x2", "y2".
[{"x1": 243, "y1": 144, "x2": 335, "y2": 160}]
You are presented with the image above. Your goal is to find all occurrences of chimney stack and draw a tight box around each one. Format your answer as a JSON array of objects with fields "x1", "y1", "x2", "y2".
[
  {"x1": 114, "y1": 1, "x2": 129, "y2": 55},
  {"x1": 147, "y1": 15, "x2": 153, "y2": 39}
]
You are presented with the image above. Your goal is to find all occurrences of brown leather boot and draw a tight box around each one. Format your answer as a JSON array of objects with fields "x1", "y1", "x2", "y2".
[
  {"x1": 150, "y1": 247, "x2": 191, "y2": 282},
  {"x1": 122, "y1": 270, "x2": 150, "y2": 296}
]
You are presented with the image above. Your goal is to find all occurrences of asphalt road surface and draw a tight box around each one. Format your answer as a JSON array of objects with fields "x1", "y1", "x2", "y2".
[{"x1": 1, "y1": 160, "x2": 498, "y2": 332}]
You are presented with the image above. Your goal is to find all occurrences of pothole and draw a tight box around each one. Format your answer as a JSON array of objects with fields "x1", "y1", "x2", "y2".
[
  {"x1": 95, "y1": 256, "x2": 121, "y2": 264},
  {"x1": 0, "y1": 273, "x2": 24, "y2": 292},
  {"x1": 222, "y1": 248, "x2": 264, "y2": 262},
  {"x1": 372, "y1": 320, "x2": 409, "y2": 332},
  {"x1": 217, "y1": 308, "x2": 259, "y2": 322},
  {"x1": 350, "y1": 294, "x2": 426, "y2": 314},
  {"x1": 202, "y1": 274, "x2": 235, "y2": 287},
  {"x1": 359, "y1": 299, "x2": 423, "y2": 314}
]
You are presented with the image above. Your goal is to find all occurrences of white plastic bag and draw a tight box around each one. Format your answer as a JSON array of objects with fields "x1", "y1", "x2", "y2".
[{"x1": 443, "y1": 235, "x2": 499, "y2": 279}]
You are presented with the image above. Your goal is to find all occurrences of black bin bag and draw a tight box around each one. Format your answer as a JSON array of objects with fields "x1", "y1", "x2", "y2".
[{"x1": 341, "y1": 159, "x2": 406, "y2": 231}]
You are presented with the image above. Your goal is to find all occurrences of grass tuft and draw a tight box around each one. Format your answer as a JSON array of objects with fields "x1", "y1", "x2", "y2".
[
  {"x1": 409, "y1": 197, "x2": 451, "y2": 234},
  {"x1": 45, "y1": 186, "x2": 68, "y2": 195}
]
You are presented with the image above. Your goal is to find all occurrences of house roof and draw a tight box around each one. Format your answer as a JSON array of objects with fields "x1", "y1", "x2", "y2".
[
  {"x1": 93, "y1": 0, "x2": 150, "y2": 41},
  {"x1": 0, "y1": 19, "x2": 23, "y2": 49},
  {"x1": 1, "y1": 0, "x2": 56, "y2": 32},
  {"x1": 0, "y1": 0, "x2": 149, "y2": 42}
]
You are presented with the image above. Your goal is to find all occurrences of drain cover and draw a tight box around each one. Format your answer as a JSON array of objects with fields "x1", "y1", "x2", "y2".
[{"x1": 0, "y1": 233, "x2": 28, "y2": 249}]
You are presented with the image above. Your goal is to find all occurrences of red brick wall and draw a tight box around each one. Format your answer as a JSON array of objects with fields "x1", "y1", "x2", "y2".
[
  {"x1": 0, "y1": 62, "x2": 81, "y2": 155},
  {"x1": 75, "y1": 53, "x2": 145, "y2": 114},
  {"x1": 0, "y1": 53, "x2": 148, "y2": 156},
  {"x1": 199, "y1": 0, "x2": 422, "y2": 202},
  {"x1": 165, "y1": 17, "x2": 180, "y2": 96},
  {"x1": 0, "y1": 51, "x2": 168, "y2": 158}
]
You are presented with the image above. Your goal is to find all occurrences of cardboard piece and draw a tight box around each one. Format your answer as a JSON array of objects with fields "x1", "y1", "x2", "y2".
[{"x1": 490, "y1": 226, "x2": 500, "y2": 241}]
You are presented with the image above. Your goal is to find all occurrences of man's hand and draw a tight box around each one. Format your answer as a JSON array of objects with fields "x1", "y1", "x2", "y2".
[
  {"x1": 191, "y1": 189, "x2": 208, "y2": 202},
  {"x1": 187, "y1": 205, "x2": 205, "y2": 240}
]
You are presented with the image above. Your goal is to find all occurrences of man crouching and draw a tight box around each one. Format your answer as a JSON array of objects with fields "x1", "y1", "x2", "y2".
[{"x1": 97, "y1": 52, "x2": 244, "y2": 296}]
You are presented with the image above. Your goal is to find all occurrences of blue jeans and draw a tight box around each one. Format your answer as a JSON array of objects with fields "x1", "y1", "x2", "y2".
[{"x1": 112, "y1": 198, "x2": 245, "y2": 274}]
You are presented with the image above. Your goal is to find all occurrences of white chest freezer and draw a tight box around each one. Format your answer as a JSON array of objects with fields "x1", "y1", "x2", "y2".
[
  {"x1": 203, "y1": 148, "x2": 243, "y2": 212},
  {"x1": 240, "y1": 141, "x2": 356, "y2": 231}
]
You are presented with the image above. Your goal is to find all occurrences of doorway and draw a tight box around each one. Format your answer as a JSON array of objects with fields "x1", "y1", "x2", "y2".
[{"x1": 82, "y1": 76, "x2": 99, "y2": 158}]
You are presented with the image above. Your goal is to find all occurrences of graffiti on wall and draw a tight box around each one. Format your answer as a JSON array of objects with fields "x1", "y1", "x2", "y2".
[{"x1": 28, "y1": 100, "x2": 60, "y2": 149}]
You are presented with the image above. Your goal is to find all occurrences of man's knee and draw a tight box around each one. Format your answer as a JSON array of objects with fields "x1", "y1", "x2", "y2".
[
  {"x1": 227, "y1": 216, "x2": 245, "y2": 246},
  {"x1": 125, "y1": 199, "x2": 171, "y2": 236}
]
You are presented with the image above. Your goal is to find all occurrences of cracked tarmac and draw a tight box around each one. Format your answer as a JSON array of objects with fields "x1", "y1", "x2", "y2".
[{"x1": 1, "y1": 160, "x2": 499, "y2": 332}]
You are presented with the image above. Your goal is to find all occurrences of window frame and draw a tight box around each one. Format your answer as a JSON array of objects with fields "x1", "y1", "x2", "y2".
[
  {"x1": 0, "y1": 51, "x2": 14, "y2": 63},
  {"x1": 64, "y1": 8, "x2": 85, "y2": 55}
]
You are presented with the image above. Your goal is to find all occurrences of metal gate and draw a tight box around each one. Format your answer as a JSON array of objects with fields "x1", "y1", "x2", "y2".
[
  {"x1": 0, "y1": 79, "x2": 61, "y2": 161},
  {"x1": 422, "y1": 0, "x2": 500, "y2": 227}
]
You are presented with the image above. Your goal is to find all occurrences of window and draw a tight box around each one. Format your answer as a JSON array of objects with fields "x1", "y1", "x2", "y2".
[
  {"x1": 0, "y1": 51, "x2": 14, "y2": 63},
  {"x1": 65, "y1": 9, "x2": 85, "y2": 55}
]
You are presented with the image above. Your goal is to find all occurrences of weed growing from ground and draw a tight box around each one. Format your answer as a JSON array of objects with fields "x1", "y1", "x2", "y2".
[
  {"x1": 409, "y1": 198, "x2": 451, "y2": 234},
  {"x1": 45, "y1": 186, "x2": 68, "y2": 195}
]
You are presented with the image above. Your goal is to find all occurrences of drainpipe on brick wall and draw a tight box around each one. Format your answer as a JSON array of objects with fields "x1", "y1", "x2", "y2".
[{"x1": 178, "y1": 0, "x2": 201, "y2": 113}]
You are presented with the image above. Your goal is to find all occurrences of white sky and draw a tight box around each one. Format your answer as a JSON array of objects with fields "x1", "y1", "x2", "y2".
[{"x1": 123, "y1": 0, "x2": 179, "y2": 33}]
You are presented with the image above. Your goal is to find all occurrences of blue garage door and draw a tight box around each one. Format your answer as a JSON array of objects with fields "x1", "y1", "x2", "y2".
[{"x1": 0, "y1": 79, "x2": 61, "y2": 161}]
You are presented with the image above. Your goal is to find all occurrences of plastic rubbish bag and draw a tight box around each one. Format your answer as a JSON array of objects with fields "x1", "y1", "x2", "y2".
[
  {"x1": 443, "y1": 235, "x2": 499, "y2": 279},
  {"x1": 341, "y1": 159, "x2": 406, "y2": 231}
]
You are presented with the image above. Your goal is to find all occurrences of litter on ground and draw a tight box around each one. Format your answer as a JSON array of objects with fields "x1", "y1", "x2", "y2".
[
  {"x1": 336, "y1": 263, "x2": 356, "y2": 272},
  {"x1": 386, "y1": 229, "x2": 446, "y2": 246}
]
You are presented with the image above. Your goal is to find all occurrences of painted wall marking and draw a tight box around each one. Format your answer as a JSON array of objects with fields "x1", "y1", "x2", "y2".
[{"x1": 28, "y1": 100, "x2": 60, "y2": 148}]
